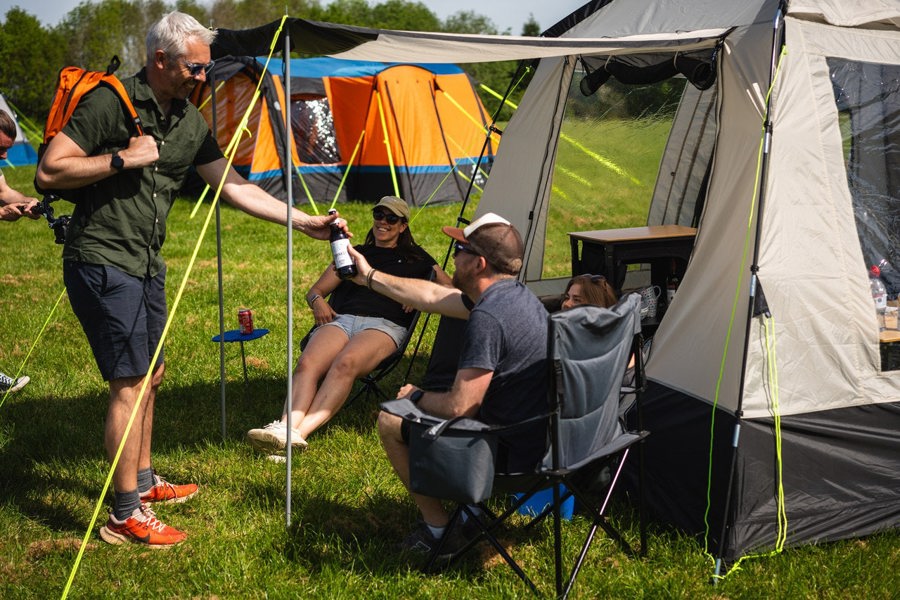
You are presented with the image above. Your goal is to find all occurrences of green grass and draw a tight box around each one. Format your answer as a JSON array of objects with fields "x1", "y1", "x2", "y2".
[{"x1": 0, "y1": 164, "x2": 897, "y2": 599}]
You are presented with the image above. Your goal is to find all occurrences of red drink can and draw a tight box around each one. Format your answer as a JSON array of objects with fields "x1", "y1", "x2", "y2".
[{"x1": 238, "y1": 308, "x2": 254, "y2": 335}]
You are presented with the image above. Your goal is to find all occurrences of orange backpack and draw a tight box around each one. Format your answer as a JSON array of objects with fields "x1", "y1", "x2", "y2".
[{"x1": 36, "y1": 56, "x2": 144, "y2": 198}]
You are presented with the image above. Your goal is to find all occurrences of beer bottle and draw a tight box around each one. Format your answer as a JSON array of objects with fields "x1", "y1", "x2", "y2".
[{"x1": 329, "y1": 209, "x2": 357, "y2": 280}]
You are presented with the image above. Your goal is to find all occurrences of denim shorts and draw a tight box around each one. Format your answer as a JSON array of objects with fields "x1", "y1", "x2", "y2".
[
  {"x1": 64, "y1": 261, "x2": 166, "y2": 381},
  {"x1": 319, "y1": 314, "x2": 407, "y2": 348}
]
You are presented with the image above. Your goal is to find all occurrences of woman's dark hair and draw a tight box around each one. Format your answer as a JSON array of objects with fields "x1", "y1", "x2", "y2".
[
  {"x1": 363, "y1": 222, "x2": 428, "y2": 261},
  {"x1": 565, "y1": 274, "x2": 618, "y2": 308}
]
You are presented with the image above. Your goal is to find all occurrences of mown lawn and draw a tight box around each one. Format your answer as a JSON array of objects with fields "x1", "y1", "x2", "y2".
[{"x1": 0, "y1": 156, "x2": 896, "y2": 600}]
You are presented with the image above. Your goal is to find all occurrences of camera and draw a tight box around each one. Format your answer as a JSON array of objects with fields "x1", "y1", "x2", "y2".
[{"x1": 34, "y1": 197, "x2": 71, "y2": 245}]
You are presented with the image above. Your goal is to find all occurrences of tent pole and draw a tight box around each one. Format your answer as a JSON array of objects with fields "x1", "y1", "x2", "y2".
[
  {"x1": 712, "y1": 2, "x2": 786, "y2": 581},
  {"x1": 283, "y1": 26, "x2": 294, "y2": 530},
  {"x1": 211, "y1": 72, "x2": 228, "y2": 443}
]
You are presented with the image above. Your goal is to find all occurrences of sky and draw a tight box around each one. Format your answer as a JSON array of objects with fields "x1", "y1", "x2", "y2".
[{"x1": 1, "y1": 0, "x2": 586, "y2": 34}]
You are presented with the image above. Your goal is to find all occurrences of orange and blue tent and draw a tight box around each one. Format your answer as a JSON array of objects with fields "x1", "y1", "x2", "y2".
[{"x1": 190, "y1": 56, "x2": 496, "y2": 206}]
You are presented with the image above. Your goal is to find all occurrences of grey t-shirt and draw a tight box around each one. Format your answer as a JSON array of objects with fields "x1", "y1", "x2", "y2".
[{"x1": 458, "y1": 278, "x2": 549, "y2": 472}]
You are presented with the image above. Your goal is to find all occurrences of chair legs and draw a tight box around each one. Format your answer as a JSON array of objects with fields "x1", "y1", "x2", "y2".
[{"x1": 425, "y1": 447, "x2": 645, "y2": 599}]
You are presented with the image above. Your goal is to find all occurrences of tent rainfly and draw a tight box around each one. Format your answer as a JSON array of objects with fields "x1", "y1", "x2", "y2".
[
  {"x1": 0, "y1": 92, "x2": 38, "y2": 167},
  {"x1": 207, "y1": 0, "x2": 900, "y2": 571},
  {"x1": 189, "y1": 56, "x2": 495, "y2": 206}
]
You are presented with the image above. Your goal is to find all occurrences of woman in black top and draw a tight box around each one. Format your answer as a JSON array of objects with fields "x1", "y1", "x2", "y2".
[{"x1": 247, "y1": 197, "x2": 451, "y2": 453}]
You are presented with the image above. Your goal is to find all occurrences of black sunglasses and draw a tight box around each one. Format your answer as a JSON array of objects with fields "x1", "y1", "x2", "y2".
[
  {"x1": 372, "y1": 209, "x2": 404, "y2": 225},
  {"x1": 587, "y1": 274, "x2": 606, "y2": 283},
  {"x1": 453, "y1": 241, "x2": 480, "y2": 257},
  {"x1": 181, "y1": 59, "x2": 215, "y2": 77}
]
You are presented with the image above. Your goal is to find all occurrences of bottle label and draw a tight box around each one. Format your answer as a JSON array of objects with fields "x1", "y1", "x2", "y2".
[{"x1": 331, "y1": 238, "x2": 353, "y2": 269}]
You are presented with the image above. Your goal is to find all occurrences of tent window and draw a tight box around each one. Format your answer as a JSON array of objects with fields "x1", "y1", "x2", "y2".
[
  {"x1": 828, "y1": 58, "x2": 900, "y2": 298},
  {"x1": 542, "y1": 70, "x2": 685, "y2": 280},
  {"x1": 291, "y1": 96, "x2": 341, "y2": 164}
]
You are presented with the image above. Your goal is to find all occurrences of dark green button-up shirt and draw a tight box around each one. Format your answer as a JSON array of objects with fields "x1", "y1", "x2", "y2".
[{"x1": 61, "y1": 69, "x2": 222, "y2": 278}]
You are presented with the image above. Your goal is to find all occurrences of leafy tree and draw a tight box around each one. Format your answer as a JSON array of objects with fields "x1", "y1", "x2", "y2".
[
  {"x1": 521, "y1": 13, "x2": 541, "y2": 37},
  {"x1": 210, "y1": 0, "x2": 322, "y2": 30},
  {"x1": 370, "y1": 1, "x2": 440, "y2": 31},
  {"x1": 442, "y1": 10, "x2": 498, "y2": 35},
  {"x1": 0, "y1": 8, "x2": 66, "y2": 120}
]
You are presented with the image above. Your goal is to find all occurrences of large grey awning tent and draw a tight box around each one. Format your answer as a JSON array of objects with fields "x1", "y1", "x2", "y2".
[{"x1": 210, "y1": 0, "x2": 899, "y2": 572}]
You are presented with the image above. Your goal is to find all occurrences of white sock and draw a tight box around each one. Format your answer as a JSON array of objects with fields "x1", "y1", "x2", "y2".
[{"x1": 426, "y1": 523, "x2": 446, "y2": 538}]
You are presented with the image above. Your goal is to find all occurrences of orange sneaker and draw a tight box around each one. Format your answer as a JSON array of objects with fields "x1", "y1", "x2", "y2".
[
  {"x1": 99, "y1": 505, "x2": 186, "y2": 547},
  {"x1": 140, "y1": 474, "x2": 199, "y2": 504}
]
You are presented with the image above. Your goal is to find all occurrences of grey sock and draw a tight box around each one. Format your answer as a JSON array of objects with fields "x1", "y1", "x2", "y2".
[
  {"x1": 113, "y1": 489, "x2": 141, "y2": 521},
  {"x1": 137, "y1": 467, "x2": 155, "y2": 494}
]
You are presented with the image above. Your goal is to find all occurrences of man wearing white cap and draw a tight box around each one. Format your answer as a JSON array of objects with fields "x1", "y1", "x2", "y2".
[{"x1": 347, "y1": 212, "x2": 549, "y2": 557}]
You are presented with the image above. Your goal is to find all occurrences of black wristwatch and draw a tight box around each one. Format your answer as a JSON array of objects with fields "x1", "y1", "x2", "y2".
[
  {"x1": 111, "y1": 152, "x2": 125, "y2": 171},
  {"x1": 409, "y1": 389, "x2": 425, "y2": 405}
]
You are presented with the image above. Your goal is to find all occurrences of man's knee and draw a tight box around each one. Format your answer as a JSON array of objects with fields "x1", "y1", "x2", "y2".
[{"x1": 377, "y1": 410, "x2": 403, "y2": 443}]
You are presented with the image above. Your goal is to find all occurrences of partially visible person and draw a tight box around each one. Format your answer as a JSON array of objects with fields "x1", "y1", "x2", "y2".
[
  {"x1": 347, "y1": 212, "x2": 549, "y2": 558},
  {"x1": 0, "y1": 371, "x2": 29, "y2": 394},
  {"x1": 35, "y1": 11, "x2": 348, "y2": 548},
  {"x1": 247, "y1": 197, "x2": 451, "y2": 454},
  {"x1": 560, "y1": 273, "x2": 618, "y2": 310},
  {"x1": 0, "y1": 109, "x2": 39, "y2": 221}
]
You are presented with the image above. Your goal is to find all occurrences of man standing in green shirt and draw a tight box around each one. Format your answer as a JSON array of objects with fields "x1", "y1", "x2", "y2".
[{"x1": 36, "y1": 11, "x2": 345, "y2": 548}]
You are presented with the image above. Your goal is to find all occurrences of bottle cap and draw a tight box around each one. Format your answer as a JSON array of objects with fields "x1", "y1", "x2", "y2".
[{"x1": 870, "y1": 265, "x2": 881, "y2": 277}]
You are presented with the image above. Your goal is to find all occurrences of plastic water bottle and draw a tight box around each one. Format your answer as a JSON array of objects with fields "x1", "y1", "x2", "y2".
[{"x1": 870, "y1": 265, "x2": 887, "y2": 330}]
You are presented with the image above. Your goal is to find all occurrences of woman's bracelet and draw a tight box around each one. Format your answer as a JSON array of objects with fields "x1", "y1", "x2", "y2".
[{"x1": 366, "y1": 269, "x2": 377, "y2": 290}]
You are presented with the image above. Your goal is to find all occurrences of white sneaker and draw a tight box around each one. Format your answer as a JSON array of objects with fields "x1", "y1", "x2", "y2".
[
  {"x1": 0, "y1": 372, "x2": 29, "y2": 393},
  {"x1": 246, "y1": 421, "x2": 308, "y2": 453}
]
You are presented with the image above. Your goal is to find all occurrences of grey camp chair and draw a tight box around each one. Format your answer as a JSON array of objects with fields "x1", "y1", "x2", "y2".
[{"x1": 388, "y1": 293, "x2": 648, "y2": 598}]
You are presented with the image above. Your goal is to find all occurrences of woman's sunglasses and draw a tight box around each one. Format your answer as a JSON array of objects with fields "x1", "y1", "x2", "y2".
[{"x1": 372, "y1": 209, "x2": 404, "y2": 225}]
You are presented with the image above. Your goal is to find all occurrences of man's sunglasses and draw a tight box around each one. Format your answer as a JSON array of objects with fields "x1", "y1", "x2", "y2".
[
  {"x1": 372, "y1": 209, "x2": 404, "y2": 225},
  {"x1": 181, "y1": 59, "x2": 215, "y2": 77},
  {"x1": 453, "y1": 242, "x2": 480, "y2": 257}
]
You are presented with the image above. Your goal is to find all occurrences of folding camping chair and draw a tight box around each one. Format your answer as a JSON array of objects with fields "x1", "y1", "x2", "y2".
[
  {"x1": 299, "y1": 275, "x2": 431, "y2": 407},
  {"x1": 385, "y1": 293, "x2": 648, "y2": 598}
]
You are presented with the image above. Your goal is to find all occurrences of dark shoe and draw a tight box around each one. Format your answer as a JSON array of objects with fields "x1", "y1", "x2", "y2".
[{"x1": 400, "y1": 521, "x2": 472, "y2": 560}]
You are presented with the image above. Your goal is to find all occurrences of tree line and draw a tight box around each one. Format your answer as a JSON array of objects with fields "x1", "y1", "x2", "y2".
[{"x1": 0, "y1": 0, "x2": 540, "y2": 129}]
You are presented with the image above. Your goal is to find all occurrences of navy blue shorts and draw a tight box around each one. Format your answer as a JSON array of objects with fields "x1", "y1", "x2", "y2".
[{"x1": 64, "y1": 261, "x2": 166, "y2": 381}]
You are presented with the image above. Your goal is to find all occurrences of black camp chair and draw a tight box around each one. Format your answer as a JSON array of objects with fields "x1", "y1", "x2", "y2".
[
  {"x1": 299, "y1": 303, "x2": 425, "y2": 408},
  {"x1": 384, "y1": 293, "x2": 648, "y2": 598}
]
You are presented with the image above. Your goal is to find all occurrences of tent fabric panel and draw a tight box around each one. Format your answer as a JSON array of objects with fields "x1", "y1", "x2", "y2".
[
  {"x1": 645, "y1": 23, "x2": 774, "y2": 413},
  {"x1": 632, "y1": 383, "x2": 900, "y2": 560},
  {"x1": 726, "y1": 401, "x2": 900, "y2": 560},
  {"x1": 432, "y1": 72, "x2": 494, "y2": 162},
  {"x1": 563, "y1": 0, "x2": 778, "y2": 39},
  {"x1": 648, "y1": 84, "x2": 717, "y2": 226},
  {"x1": 331, "y1": 31, "x2": 725, "y2": 64},
  {"x1": 788, "y1": 0, "x2": 900, "y2": 28},
  {"x1": 623, "y1": 382, "x2": 736, "y2": 553},
  {"x1": 742, "y1": 18, "x2": 900, "y2": 419},
  {"x1": 376, "y1": 65, "x2": 443, "y2": 168},
  {"x1": 0, "y1": 94, "x2": 37, "y2": 167},
  {"x1": 478, "y1": 56, "x2": 573, "y2": 282}
]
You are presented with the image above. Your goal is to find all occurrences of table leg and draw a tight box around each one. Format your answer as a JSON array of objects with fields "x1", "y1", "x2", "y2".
[{"x1": 239, "y1": 340, "x2": 248, "y2": 386}]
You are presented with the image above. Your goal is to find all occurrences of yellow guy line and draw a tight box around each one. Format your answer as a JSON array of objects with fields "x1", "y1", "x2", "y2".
[
  {"x1": 375, "y1": 90, "x2": 400, "y2": 196},
  {"x1": 329, "y1": 129, "x2": 366, "y2": 211},
  {"x1": 62, "y1": 17, "x2": 290, "y2": 599},
  {"x1": 438, "y1": 89, "x2": 501, "y2": 146},
  {"x1": 0, "y1": 288, "x2": 67, "y2": 412}
]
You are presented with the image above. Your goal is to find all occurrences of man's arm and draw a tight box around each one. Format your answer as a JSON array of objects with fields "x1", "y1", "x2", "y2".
[
  {"x1": 0, "y1": 174, "x2": 38, "y2": 220},
  {"x1": 197, "y1": 158, "x2": 344, "y2": 241},
  {"x1": 347, "y1": 245, "x2": 470, "y2": 319},
  {"x1": 35, "y1": 132, "x2": 158, "y2": 190},
  {"x1": 399, "y1": 367, "x2": 493, "y2": 420}
]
